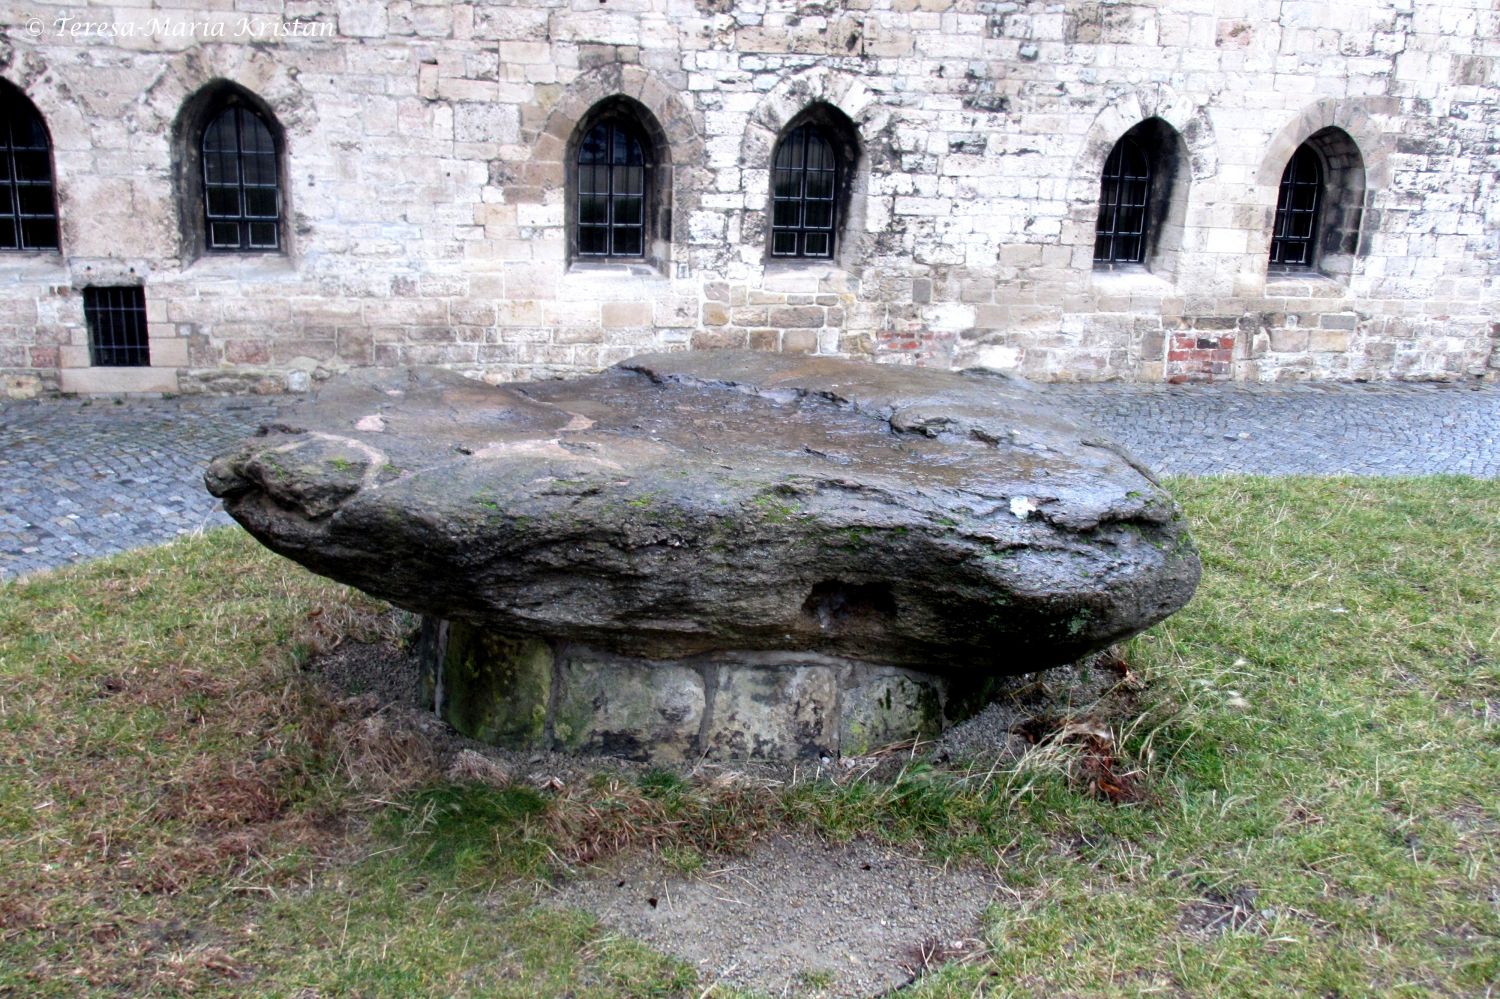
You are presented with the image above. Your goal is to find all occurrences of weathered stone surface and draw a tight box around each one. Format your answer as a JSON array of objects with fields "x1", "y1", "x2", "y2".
[
  {"x1": 705, "y1": 662, "x2": 839, "y2": 760},
  {"x1": 420, "y1": 624, "x2": 951, "y2": 762},
  {"x1": 436, "y1": 625, "x2": 552, "y2": 749},
  {"x1": 840, "y1": 667, "x2": 945, "y2": 756},
  {"x1": 552, "y1": 654, "x2": 704, "y2": 763},
  {"x1": 206, "y1": 351, "x2": 1200, "y2": 674}
]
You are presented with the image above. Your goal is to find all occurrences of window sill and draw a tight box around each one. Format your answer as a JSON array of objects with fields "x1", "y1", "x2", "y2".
[
  {"x1": 761, "y1": 258, "x2": 852, "y2": 292},
  {"x1": 564, "y1": 260, "x2": 666, "y2": 280},
  {"x1": 0, "y1": 251, "x2": 67, "y2": 283},
  {"x1": 1264, "y1": 269, "x2": 1346, "y2": 298},
  {"x1": 183, "y1": 253, "x2": 295, "y2": 281},
  {"x1": 1090, "y1": 265, "x2": 1172, "y2": 296}
]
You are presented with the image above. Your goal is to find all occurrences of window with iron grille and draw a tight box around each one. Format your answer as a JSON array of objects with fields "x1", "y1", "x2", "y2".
[
  {"x1": 1094, "y1": 136, "x2": 1152, "y2": 265},
  {"x1": 1269, "y1": 144, "x2": 1322, "y2": 267},
  {"x1": 203, "y1": 105, "x2": 280, "y2": 251},
  {"x1": 84, "y1": 287, "x2": 150, "y2": 368},
  {"x1": 0, "y1": 89, "x2": 59, "y2": 251},
  {"x1": 576, "y1": 117, "x2": 649, "y2": 258},
  {"x1": 770, "y1": 123, "x2": 837, "y2": 259}
]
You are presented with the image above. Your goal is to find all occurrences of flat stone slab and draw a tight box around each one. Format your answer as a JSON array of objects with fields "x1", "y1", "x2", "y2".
[{"x1": 206, "y1": 351, "x2": 1200, "y2": 676}]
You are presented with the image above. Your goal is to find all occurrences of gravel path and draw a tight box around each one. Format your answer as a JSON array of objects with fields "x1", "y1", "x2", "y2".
[{"x1": 2, "y1": 379, "x2": 1496, "y2": 580}]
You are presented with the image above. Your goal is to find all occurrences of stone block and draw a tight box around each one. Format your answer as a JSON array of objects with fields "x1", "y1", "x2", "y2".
[
  {"x1": 454, "y1": 102, "x2": 519, "y2": 144},
  {"x1": 1268, "y1": 329, "x2": 1309, "y2": 353},
  {"x1": 1309, "y1": 330, "x2": 1350, "y2": 352},
  {"x1": 602, "y1": 301, "x2": 652, "y2": 327},
  {"x1": 552, "y1": 656, "x2": 704, "y2": 762},
  {"x1": 783, "y1": 329, "x2": 818, "y2": 353},
  {"x1": 439, "y1": 624, "x2": 552, "y2": 749},
  {"x1": 148, "y1": 337, "x2": 189, "y2": 367},
  {"x1": 840, "y1": 667, "x2": 945, "y2": 755},
  {"x1": 59, "y1": 367, "x2": 178, "y2": 394},
  {"x1": 337, "y1": 0, "x2": 388, "y2": 37},
  {"x1": 691, "y1": 329, "x2": 747, "y2": 350},
  {"x1": 703, "y1": 663, "x2": 838, "y2": 760},
  {"x1": 769, "y1": 306, "x2": 824, "y2": 329}
]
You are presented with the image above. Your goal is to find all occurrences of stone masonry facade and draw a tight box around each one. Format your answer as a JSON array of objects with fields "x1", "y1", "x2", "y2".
[{"x1": 0, "y1": 0, "x2": 1496, "y2": 398}]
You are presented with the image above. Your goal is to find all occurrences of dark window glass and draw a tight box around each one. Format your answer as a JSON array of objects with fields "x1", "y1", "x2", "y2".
[
  {"x1": 575, "y1": 118, "x2": 649, "y2": 258},
  {"x1": 0, "y1": 91, "x2": 60, "y2": 251},
  {"x1": 203, "y1": 106, "x2": 280, "y2": 251},
  {"x1": 84, "y1": 287, "x2": 150, "y2": 367},
  {"x1": 769, "y1": 123, "x2": 837, "y2": 259},
  {"x1": 1269, "y1": 144, "x2": 1322, "y2": 267},
  {"x1": 1094, "y1": 136, "x2": 1152, "y2": 264}
]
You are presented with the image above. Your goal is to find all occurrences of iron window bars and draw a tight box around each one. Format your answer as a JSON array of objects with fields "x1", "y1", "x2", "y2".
[
  {"x1": 0, "y1": 93, "x2": 59, "y2": 251},
  {"x1": 576, "y1": 118, "x2": 648, "y2": 258},
  {"x1": 203, "y1": 106, "x2": 280, "y2": 251},
  {"x1": 1269, "y1": 144, "x2": 1322, "y2": 267},
  {"x1": 84, "y1": 287, "x2": 150, "y2": 367},
  {"x1": 1093, "y1": 136, "x2": 1152, "y2": 265},
  {"x1": 770, "y1": 124, "x2": 837, "y2": 259}
]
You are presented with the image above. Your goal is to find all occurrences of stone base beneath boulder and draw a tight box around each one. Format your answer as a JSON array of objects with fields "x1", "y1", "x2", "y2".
[{"x1": 419, "y1": 618, "x2": 1004, "y2": 762}]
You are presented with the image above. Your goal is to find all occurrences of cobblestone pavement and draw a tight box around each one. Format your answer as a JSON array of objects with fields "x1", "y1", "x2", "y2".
[
  {"x1": 1041, "y1": 379, "x2": 1500, "y2": 478},
  {"x1": 1, "y1": 396, "x2": 285, "y2": 580},
  {"x1": 2, "y1": 379, "x2": 1497, "y2": 579}
]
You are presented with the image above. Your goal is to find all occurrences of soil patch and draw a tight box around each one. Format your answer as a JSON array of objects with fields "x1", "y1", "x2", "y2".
[{"x1": 546, "y1": 833, "x2": 999, "y2": 998}]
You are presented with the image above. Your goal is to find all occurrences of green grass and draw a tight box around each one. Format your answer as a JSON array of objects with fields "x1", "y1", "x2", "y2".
[{"x1": 1, "y1": 476, "x2": 1496, "y2": 996}]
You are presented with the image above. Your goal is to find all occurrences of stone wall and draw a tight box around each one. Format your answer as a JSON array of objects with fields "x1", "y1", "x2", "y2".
[{"x1": 0, "y1": 0, "x2": 1496, "y2": 398}]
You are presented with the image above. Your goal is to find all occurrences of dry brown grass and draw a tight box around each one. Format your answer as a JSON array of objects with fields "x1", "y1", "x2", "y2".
[{"x1": 543, "y1": 771, "x2": 784, "y2": 865}]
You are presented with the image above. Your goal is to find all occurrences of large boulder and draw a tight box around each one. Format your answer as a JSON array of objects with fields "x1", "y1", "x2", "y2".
[{"x1": 206, "y1": 351, "x2": 1200, "y2": 676}]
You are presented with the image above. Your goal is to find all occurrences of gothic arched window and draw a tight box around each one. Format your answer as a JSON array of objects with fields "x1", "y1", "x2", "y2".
[
  {"x1": 1093, "y1": 136, "x2": 1152, "y2": 265},
  {"x1": 576, "y1": 116, "x2": 650, "y2": 258},
  {"x1": 1269, "y1": 143, "x2": 1322, "y2": 267},
  {"x1": 202, "y1": 104, "x2": 281, "y2": 251},
  {"x1": 0, "y1": 86, "x2": 59, "y2": 251},
  {"x1": 770, "y1": 123, "x2": 837, "y2": 259}
]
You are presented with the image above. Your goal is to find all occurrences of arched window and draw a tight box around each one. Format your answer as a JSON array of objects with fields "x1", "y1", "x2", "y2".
[
  {"x1": 770, "y1": 123, "x2": 838, "y2": 259},
  {"x1": 1094, "y1": 136, "x2": 1151, "y2": 265},
  {"x1": 576, "y1": 115, "x2": 650, "y2": 258},
  {"x1": 1269, "y1": 144, "x2": 1323, "y2": 267},
  {"x1": 0, "y1": 85, "x2": 59, "y2": 251},
  {"x1": 202, "y1": 104, "x2": 280, "y2": 251},
  {"x1": 1260, "y1": 125, "x2": 1365, "y2": 281}
]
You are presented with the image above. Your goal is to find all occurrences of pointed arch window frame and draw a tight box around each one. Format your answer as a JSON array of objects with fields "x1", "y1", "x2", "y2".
[
  {"x1": 574, "y1": 114, "x2": 652, "y2": 260},
  {"x1": 0, "y1": 87, "x2": 60, "y2": 252},
  {"x1": 201, "y1": 102, "x2": 282, "y2": 253},
  {"x1": 1093, "y1": 135, "x2": 1153, "y2": 266},
  {"x1": 1268, "y1": 143, "x2": 1323, "y2": 268},
  {"x1": 769, "y1": 122, "x2": 840, "y2": 260}
]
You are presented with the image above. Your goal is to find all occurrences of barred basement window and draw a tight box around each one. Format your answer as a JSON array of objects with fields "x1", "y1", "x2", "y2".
[
  {"x1": 1094, "y1": 136, "x2": 1152, "y2": 265},
  {"x1": 84, "y1": 287, "x2": 150, "y2": 367},
  {"x1": 0, "y1": 86, "x2": 59, "y2": 251},
  {"x1": 203, "y1": 105, "x2": 281, "y2": 251},
  {"x1": 770, "y1": 123, "x2": 837, "y2": 259},
  {"x1": 1269, "y1": 144, "x2": 1322, "y2": 267},
  {"x1": 576, "y1": 116, "x2": 649, "y2": 258}
]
